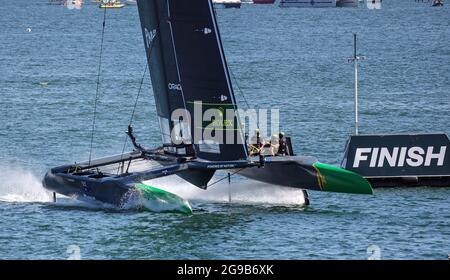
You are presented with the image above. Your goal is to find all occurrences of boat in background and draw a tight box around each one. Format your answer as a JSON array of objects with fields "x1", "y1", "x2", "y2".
[
  {"x1": 336, "y1": 0, "x2": 357, "y2": 7},
  {"x1": 67, "y1": 0, "x2": 84, "y2": 8},
  {"x1": 49, "y1": 0, "x2": 84, "y2": 8},
  {"x1": 253, "y1": 0, "x2": 276, "y2": 4},
  {"x1": 432, "y1": 0, "x2": 444, "y2": 6},
  {"x1": 99, "y1": 0, "x2": 126, "y2": 8},
  {"x1": 280, "y1": 0, "x2": 337, "y2": 8},
  {"x1": 213, "y1": 0, "x2": 242, "y2": 8}
]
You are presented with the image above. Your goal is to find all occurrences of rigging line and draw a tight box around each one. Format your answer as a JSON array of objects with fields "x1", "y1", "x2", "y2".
[
  {"x1": 207, "y1": 168, "x2": 245, "y2": 188},
  {"x1": 229, "y1": 68, "x2": 250, "y2": 110},
  {"x1": 128, "y1": 62, "x2": 149, "y2": 128},
  {"x1": 229, "y1": 67, "x2": 260, "y2": 134},
  {"x1": 116, "y1": 35, "x2": 157, "y2": 174},
  {"x1": 117, "y1": 61, "x2": 149, "y2": 171},
  {"x1": 211, "y1": 5, "x2": 248, "y2": 109},
  {"x1": 88, "y1": 7, "x2": 107, "y2": 166},
  {"x1": 211, "y1": 3, "x2": 254, "y2": 145},
  {"x1": 212, "y1": 3, "x2": 250, "y2": 110}
]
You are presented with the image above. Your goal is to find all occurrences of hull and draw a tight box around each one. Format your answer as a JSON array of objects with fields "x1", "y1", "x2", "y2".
[
  {"x1": 99, "y1": 3, "x2": 126, "y2": 8},
  {"x1": 238, "y1": 156, "x2": 373, "y2": 194},
  {"x1": 253, "y1": 0, "x2": 276, "y2": 4},
  {"x1": 43, "y1": 166, "x2": 133, "y2": 206},
  {"x1": 42, "y1": 151, "x2": 193, "y2": 213},
  {"x1": 213, "y1": 0, "x2": 242, "y2": 8},
  {"x1": 336, "y1": 0, "x2": 357, "y2": 7},
  {"x1": 225, "y1": 3, "x2": 241, "y2": 7},
  {"x1": 43, "y1": 168, "x2": 192, "y2": 214},
  {"x1": 43, "y1": 150, "x2": 372, "y2": 212},
  {"x1": 280, "y1": 0, "x2": 337, "y2": 8}
]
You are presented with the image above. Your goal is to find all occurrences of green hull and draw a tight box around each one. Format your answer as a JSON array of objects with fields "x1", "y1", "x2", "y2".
[
  {"x1": 135, "y1": 183, "x2": 193, "y2": 214},
  {"x1": 313, "y1": 162, "x2": 373, "y2": 195}
]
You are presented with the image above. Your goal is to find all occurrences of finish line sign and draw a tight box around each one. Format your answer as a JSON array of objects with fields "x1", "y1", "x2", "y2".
[{"x1": 342, "y1": 134, "x2": 450, "y2": 178}]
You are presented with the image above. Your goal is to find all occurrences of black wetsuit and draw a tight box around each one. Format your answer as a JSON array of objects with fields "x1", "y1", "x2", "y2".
[
  {"x1": 277, "y1": 137, "x2": 287, "y2": 155},
  {"x1": 250, "y1": 133, "x2": 263, "y2": 155}
]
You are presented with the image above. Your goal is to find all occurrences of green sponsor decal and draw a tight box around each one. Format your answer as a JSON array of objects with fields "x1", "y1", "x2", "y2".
[
  {"x1": 135, "y1": 183, "x2": 193, "y2": 214},
  {"x1": 313, "y1": 162, "x2": 373, "y2": 195}
]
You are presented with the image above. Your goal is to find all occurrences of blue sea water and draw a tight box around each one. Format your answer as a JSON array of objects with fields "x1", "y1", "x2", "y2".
[{"x1": 0, "y1": 0, "x2": 449, "y2": 259}]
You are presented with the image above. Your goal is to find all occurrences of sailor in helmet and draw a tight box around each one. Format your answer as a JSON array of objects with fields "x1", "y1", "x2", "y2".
[
  {"x1": 269, "y1": 133, "x2": 280, "y2": 156},
  {"x1": 249, "y1": 128, "x2": 265, "y2": 156},
  {"x1": 276, "y1": 132, "x2": 288, "y2": 156}
]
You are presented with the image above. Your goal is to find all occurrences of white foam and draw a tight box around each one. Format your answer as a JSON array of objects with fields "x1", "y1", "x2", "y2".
[
  {"x1": 0, "y1": 166, "x2": 52, "y2": 203},
  {"x1": 143, "y1": 174, "x2": 306, "y2": 206},
  {"x1": 54, "y1": 195, "x2": 119, "y2": 210},
  {"x1": 120, "y1": 188, "x2": 192, "y2": 213}
]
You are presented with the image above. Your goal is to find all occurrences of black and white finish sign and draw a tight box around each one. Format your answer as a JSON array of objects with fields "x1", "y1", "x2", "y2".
[{"x1": 342, "y1": 134, "x2": 450, "y2": 178}]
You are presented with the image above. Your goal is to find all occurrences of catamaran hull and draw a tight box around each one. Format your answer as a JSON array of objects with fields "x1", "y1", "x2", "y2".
[
  {"x1": 237, "y1": 156, "x2": 373, "y2": 194},
  {"x1": 42, "y1": 152, "x2": 372, "y2": 212},
  {"x1": 43, "y1": 166, "x2": 134, "y2": 206},
  {"x1": 42, "y1": 157, "x2": 193, "y2": 214},
  {"x1": 238, "y1": 157, "x2": 319, "y2": 189}
]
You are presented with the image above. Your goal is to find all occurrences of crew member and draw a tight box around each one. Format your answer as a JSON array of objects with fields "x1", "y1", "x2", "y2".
[
  {"x1": 276, "y1": 132, "x2": 288, "y2": 156},
  {"x1": 269, "y1": 133, "x2": 279, "y2": 156},
  {"x1": 249, "y1": 129, "x2": 264, "y2": 156}
]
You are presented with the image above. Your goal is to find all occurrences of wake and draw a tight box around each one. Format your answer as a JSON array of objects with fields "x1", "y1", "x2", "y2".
[
  {"x1": 144, "y1": 173, "x2": 307, "y2": 206},
  {"x1": 0, "y1": 166, "x2": 115, "y2": 210},
  {"x1": 0, "y1": 166, "x2": 306, "y2": 210},
  {"x1": 0, "y1": 166, "x2": 52, "y2": 203}
]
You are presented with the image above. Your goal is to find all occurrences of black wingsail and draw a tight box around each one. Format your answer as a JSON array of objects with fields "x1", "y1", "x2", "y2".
[
  {"x1": 136, "y1": 0, "x2": 188, "y2": 155},
  {"x1": 137, "y1": 0, "x2": 248, "y2": 162}
]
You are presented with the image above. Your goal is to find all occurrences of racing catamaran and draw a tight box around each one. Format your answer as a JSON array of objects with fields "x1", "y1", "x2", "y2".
[{"x1": 43, "y1": 0, "x2": 372, "y2": 214}]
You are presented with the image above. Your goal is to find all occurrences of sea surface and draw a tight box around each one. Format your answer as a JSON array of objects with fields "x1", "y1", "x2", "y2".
[{"x1": 0, "y1": 0, "x2": 449, "y2": 259}]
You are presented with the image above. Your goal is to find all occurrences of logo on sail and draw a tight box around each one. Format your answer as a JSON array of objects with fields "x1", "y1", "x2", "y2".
[
  {"x1": 168, "y1": 83, "x2": 182, "y2": 91},
  {"x1": 195, "y1": 27, "x2": 212, "y2": 35},
  {"x1": 144, "y1": 28, "x2": 157, "y2": 49},
  {"x1": 220, "y1": 95, "x2": 228, "y2": 102}
]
